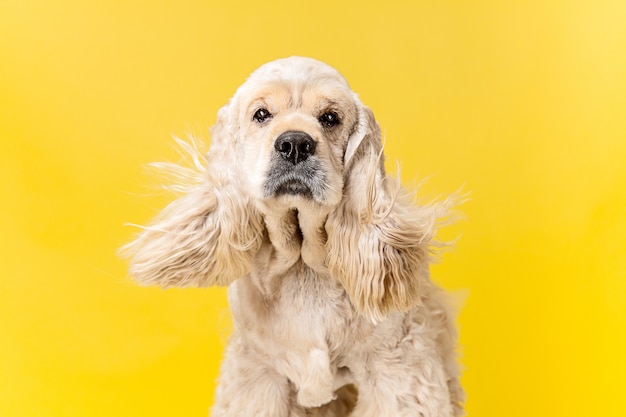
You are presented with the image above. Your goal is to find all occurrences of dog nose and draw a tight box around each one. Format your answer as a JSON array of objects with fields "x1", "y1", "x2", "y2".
[{"x1": 274, "y1": 131, "x2": 316, "y2": 165}]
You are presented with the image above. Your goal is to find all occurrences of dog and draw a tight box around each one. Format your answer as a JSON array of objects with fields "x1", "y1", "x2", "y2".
[{"x1": 122, "y1": 56, "x2": 464, "y2": 416}]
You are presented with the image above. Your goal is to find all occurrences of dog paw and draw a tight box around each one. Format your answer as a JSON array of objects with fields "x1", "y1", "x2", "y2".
[{"x1": 297, "y1": 385, "x2": 336, "y2": 408}]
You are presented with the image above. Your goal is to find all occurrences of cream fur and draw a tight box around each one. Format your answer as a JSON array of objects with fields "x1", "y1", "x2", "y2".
[{"x1": 122, "y1": 56, "x2": 464, "y2": 416}]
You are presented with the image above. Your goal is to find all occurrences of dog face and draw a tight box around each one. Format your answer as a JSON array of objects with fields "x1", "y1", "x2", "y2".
[{"x1": 228, "y1": 57, "x2": 362, "y2": 210}]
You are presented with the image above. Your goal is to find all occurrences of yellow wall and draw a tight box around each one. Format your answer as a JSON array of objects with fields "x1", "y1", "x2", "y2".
[{"x1": 2, "y1": 1, "x2": 625, "y2": 416}]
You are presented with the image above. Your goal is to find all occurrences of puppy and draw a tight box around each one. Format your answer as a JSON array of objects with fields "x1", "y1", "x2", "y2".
[{"x1": 123, "y1": 56, "x2": 464, "y2": 416}]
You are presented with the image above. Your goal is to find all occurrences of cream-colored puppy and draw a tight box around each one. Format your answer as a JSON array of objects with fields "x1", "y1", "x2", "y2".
[{"x1": 123, "y1": 57, "x2": 464, "y2": 416}]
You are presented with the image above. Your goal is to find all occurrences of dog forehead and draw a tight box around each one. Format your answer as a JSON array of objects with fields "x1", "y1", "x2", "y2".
[
  {"x1": 234, "y1": 57, "x2": 351, "y2": 99},
  {"x1": 253, "y1": 56, "x2": 348, "y2": 85}
]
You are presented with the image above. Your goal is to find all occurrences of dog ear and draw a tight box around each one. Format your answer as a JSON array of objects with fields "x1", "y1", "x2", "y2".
[
  {"x1": 120, "y1": 103, "x2": 264, "y2": 288},
  {"x1": 326, "y1": 104, "x2": 447, "y2": 322}
]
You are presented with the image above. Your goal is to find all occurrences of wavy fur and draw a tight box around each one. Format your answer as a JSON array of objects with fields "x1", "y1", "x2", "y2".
[
  {"x1": 120, "y1": 106, "x2": 264, "y2": 287},
  {"x1": 326, "y1": 107, "x2": 456, "y2": 322},
  {"x1": 122, "y1": 56, "x2": 464, "y2": 417}
]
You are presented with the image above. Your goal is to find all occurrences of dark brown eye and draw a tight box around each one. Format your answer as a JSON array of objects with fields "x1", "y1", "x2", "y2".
[
  {"x1": 319, "y1": 111, "x2": 340, "y2": 128},
  {"x1": 253, "y1": 108, "x2": 272, "y2": 124}
]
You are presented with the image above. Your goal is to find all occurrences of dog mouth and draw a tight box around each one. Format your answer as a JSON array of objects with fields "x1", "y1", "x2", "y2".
[
  {"x1": 263, "y1": 157, "x2": 325, "y2": 202},
  {"x1": 274, "y1": 179, "x2": 314, "y2": 199}
]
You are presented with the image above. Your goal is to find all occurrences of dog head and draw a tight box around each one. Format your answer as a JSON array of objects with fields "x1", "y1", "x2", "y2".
[{"x1": 124, "y1": 57, "x2": 447, "y2": 321}]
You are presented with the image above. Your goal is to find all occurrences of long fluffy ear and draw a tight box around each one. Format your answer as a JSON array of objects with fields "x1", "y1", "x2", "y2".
[
  {"x1": 120, "y1": 104, "x2": 264, "y2": 288},
  {"x1": 326, "y1": 105, "x2": 451, "y2": 322}
]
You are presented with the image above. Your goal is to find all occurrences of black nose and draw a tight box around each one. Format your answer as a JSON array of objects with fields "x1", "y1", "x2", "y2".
[{"x1": 274, "y1": 131, "x2": 316, "y2": 165}]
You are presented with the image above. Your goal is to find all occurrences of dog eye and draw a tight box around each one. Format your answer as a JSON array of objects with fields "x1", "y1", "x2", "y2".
[
  {"x1": 253, "y1": 108, "x2": 273, "y2": 124},
  {"x1": 319, "y1": 111, "x2": 340, "y2": 128}
]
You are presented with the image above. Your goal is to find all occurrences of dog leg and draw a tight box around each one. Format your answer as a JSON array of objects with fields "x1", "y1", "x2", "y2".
[
  {"x1": 211, "y1": 336, "x2": 293, "y2": 417},
  {"x1": 295, "y1": 348, "x2": 336, "y2": 409},
  {"x1": 350, "y1": 345, "x2": 456, "y2": 417}
]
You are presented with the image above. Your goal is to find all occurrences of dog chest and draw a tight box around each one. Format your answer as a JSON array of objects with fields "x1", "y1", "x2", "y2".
[{"x1": 227, "y1": 265, "x2": 356, "y2": 349}]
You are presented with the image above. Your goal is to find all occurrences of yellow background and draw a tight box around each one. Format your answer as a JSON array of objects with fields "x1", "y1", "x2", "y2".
[{"x1": 2, "y1": 1, "x2": 625, "y2": 416}]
